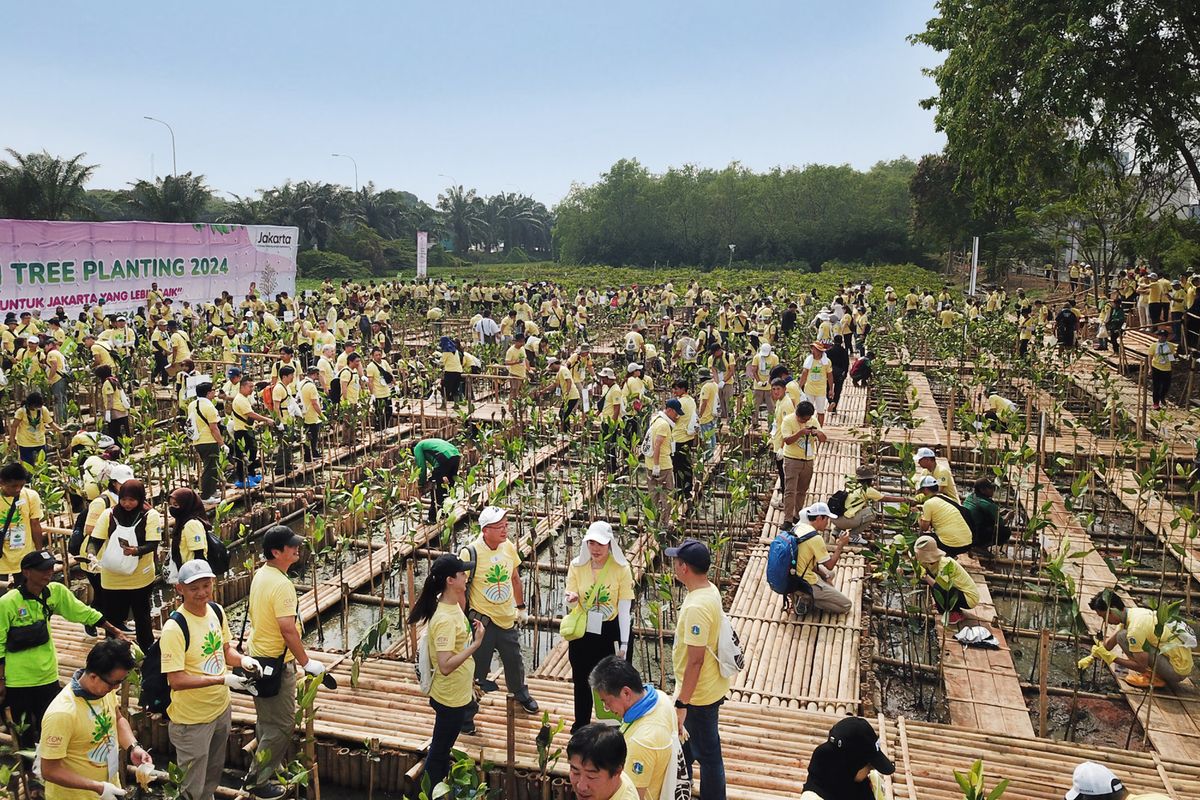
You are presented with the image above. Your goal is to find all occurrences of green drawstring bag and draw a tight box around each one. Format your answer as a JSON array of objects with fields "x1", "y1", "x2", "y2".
[{"x1": 560, "y1": 607, "x2": 587, "y2": 641}]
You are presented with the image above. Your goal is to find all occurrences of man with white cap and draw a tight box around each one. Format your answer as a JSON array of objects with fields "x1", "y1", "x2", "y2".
[
  {"x1": 160, "y1": 559, "x2": 260, "y2": 800},
  {"x1": 791, "y1": 503, "x2": 852, "y2": 615},
  {"x1": 566, "y1": 521, "x2": 633, "y2": 731},
  {"x1": 797, "y1": 342, "x2": 833, "y2": 426},
  {"x1": 912, "y1": 447, "x2": 960, "y2": 504},
  {"x1": 1063, "y1": 760, "x2": 1169, "y2": 800},
  {"x1": 916, "y1": 476, "x2": 973, "y2": 557},
  {"x1": 749, "y1": 343, "x2": 779, "y2": 422},
  {"x1": 459, "y1": 506, "x2": 538, "y2": 717}
]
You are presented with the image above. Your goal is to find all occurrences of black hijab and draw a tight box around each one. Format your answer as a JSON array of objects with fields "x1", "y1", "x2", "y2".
[{"x1": 802, "y1": 740, "x2": 875, "y2": 800}]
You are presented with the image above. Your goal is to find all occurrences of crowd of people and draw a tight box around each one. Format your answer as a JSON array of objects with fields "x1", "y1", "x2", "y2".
[{"x1": 0, "y1": 268, "x2": 1193, "y2": 800}]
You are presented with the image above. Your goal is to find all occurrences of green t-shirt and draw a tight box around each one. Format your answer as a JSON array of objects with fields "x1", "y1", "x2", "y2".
[
  {"x1": 0, "y1": 583, "x2": 103, "y2": 687},
  {"x1": 413, "y1": 439, "x2": 461, "y2": 483}
]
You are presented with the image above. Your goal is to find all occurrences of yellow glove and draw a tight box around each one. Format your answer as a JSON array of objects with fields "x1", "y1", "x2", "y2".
[
  {"x1": 1091, "y1": 643, "x2": 1116, "y2": 664},
  {"x1": 1077, "y1": 654, "x2": 1095, "y2": 670}
]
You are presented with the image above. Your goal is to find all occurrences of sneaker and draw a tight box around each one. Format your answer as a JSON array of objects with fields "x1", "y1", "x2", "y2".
[
  {"x1": 1124, "y1": 671, "x2": 1166, "y2": 689},
  {"x1": 84, "y1": 625, "x2": 97, "y2": 637},
  {"x1": 247, "y1": 784, "x2": 288, "y2": 800},
  {"x1": 477, "y1": 678, "x2": 500, "y2": 693},
  {"x1": 848, "y1": 534, "x2": 868, "y2": 546},
  {"x1": 460, "y1": 723, "x2": 478, "y2": 735},
  {"x1": 234, "y1": 480, "x2": 247, "y2": 489},
  {"x1": 249, "y1": 475, "x2": 263, "y2": 486},
  {"x1": 770, "y1": 497, "x2": 783, "y2": 510},
  {"x1": 204, "y1": 494, "x2": 223, "y2": 504},
  {"x1": 792, "y1": 593, "x2": 812, "y2": 618},
  {"x1": 520, "y1": 697, "x2": 539, "y2": 714}
]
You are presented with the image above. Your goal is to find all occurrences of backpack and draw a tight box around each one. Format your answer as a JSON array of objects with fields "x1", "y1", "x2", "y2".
[
  {"x1": 140, "y1": 601, "x2": 226, "y2": 717},
  {"x1": 766, "y1": 528, "x2": 820, "y2": 595},
  {"x1": 262, "y1": 382, "x2": 277, "y2": 413},
  {"x1": 328, "y1": 369, "x2": 347, "y2": 405},
  {"x1": 415, "y1": 628, "x2": 435, "y2": 694},
  {"x1": 711, "y1": 614, "x2": 745, "y2": 678},
  {"x1": 827, "y1": 490, "x2": 849, "y2": 517},
  {"x1": 204, "y1": 532, "x2": 231, "y2": 575}
]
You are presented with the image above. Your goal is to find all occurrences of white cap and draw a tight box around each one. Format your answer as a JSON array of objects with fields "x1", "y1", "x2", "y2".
[
  {"x1": 918, "y1": 475, "x2": 940, "y2": 490},
  {"x1": 758, "y1": 343, "x2": 772, "y2": 356},
  {"x1": 627, "y1": 362, "x2": 643, "y2": 372},
  {"x1": 802, "y1": 502, "x2": 833, "y2": 518},
  {"x1": 583, "y1": 520, "x2": 614, "y2": 546},
  {"x1": 599, "y1": 367, "x2": 617, "y2": 379},
  {"x1": 177, "y1": 559, "x2": 216, "y2": 585},
  {"x1": 914, "y1": 447, "x2": 936, "y2": 460},
  {"x1": 479, "y1": 506, "x2": 508, "y2": 527},
  {"x1": 546, "y1": 356, "x2": 560, "y2": 365},
  {"x1": 107, "y1": 463, "x2": 135, "y2": 485},
  {"x1": 1064, "y1": 761, "x2": 1122, "y2": 800}
]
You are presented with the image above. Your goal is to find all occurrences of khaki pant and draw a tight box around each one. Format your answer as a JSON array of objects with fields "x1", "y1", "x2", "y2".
[
  {"x1": 249, "y1": 662, "x2": 298, "y2": 786},
  {"x1": 169, "y1": 704, "x2": 232, "y2": 800},
  {"x1": 782, "y1": 458, "x2": 814, "y2": 523},
  {"x1": 718, "y1": 382, "x2": 735, "y2": 419},
  {"x1": 1119, "y1": 627, "x2": 1190, "y2": 686},
  {"x1": 752, "y1": 388, "x2": 775, "y2": 420},
  {"x1": 649, "y1": 468, "x2": 675, "y2": 524},
  {"x1": 812, "y1": 580, "x2": 852, "y2": 614},
  {"x1": 833, "y1": 507, "x2": 876, "y2": 537}
]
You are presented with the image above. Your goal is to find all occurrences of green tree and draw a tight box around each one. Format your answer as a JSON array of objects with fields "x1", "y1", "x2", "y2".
[
  {"x1": 0, "y1": 149, "x2": 97, "y2": 220},
  {"x1": 127, "y1": 172, "x2": 213, "y2": 222},
  {"x1": 437, "y1": 185, "x2": 485, "y2": 254}
]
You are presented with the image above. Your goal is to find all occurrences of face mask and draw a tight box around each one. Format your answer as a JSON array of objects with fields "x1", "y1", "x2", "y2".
[{"x1": 169, "y1": 507, "x2": 185, "y2": 520}]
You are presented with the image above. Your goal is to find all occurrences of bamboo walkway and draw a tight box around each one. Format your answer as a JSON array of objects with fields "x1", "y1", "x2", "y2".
[
  {"x1": 1065, "y1": 355, "x2": 1200, "y2": 448},
  {"x1": 1104, "y1": 467, "x2": 1200, "y2": 586},
  {"x1": 904, "y1": 372, "x2": 947, "y2": 447}
]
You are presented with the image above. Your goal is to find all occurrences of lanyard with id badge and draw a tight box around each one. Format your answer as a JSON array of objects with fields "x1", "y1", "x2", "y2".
[{"x1": 2, "y1": 496, "x2": 26, "y2": 551}]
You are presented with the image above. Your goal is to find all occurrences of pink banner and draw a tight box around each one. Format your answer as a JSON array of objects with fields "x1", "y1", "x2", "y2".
[{"x1": 0, "y1": 220, "x2": 298, "y2": 316}]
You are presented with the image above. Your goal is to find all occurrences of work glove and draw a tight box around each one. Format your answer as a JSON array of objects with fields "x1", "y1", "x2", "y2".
[
  {"x1": 104, "y1": 411, "x2": 112, "y2": 422},
  {"x1": 1077, "y1": 654, "x2": 1094, "y2": 670},
  {"x1": 303, "y1": 659, "x2": 326, "y2": 676},
  {"x1": 276, "y1": 423, "x2": 285, "y2": 431},
  {"x1": 240, "y1": 656, "x2": 262, "y2": 676},
  {"x1": 516, "y1": 608, "x2": 530, "y2": 625},
  {"x1": 98, "y1": 781, "x2": 126, "y2": 800},
  {"x1": 223, "y1": 674, "x2": 256, "y2": 695},
  {"x1": 1091, "y1": 643, "x2": 1116, "y2": 664},
  {"x1": 652, "y1": 466, "x2": 661, "y2": 477},
  {"x1": 617, "y1": 643, "x2": 628, "y2": 660}
]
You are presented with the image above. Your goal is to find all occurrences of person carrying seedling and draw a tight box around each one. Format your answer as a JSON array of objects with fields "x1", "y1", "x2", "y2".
[{"x1": 1080, "y1": 590, "x2": 1195, "y2": 689}]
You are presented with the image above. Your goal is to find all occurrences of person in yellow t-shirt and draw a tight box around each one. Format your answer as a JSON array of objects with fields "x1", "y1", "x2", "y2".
[
  {"x1": 228, "y1": 380, "x2": 272, "y2": 488},
  {"x1": 749, "y1": 343, "x2": 780, "y2": 420},
  {"x1": 547, "y1": 356, "x2": 581, "y2": 430},
  {"x1": 568, "y1": 724, "x2": 641, "y2": 800},
  {"x1": 565, "y1": 521, "x2": 635, "y2": 731},
  {"x1": 670, "y1": 379, "x2": 698, "y2": 500},
  {"x1": 504, "y1": 334, "x2": 529, "y2": 405},
  {"x1": 912, "y1": 447, "x2": 961, "y2": 504},
  {"x1": 457, "y1": 506, "x2": 538, "y2": 719},
  {"x1": 645, "y1": 402, "x2": 680, "y2": 522},
  {"x1": 0, "y1": 463, "x2": 46, "y2": 580},
  {"x1": 695, "y1": 368, "x2": 720, "y2": 460},
  {"x1": 408, "y1": 553, "x2": 485, "y2": 787},
  {"x1": 791, "y1": 503, "x2": 853, "y2": 615},
  {"x1": 914, "y1": 535, "x2": 979, "y2": 624},
  {"x1": 245, "y1": 527, "x2": 325, "y2": 793},
  {"x1": 298, "y1": 365, "x2": 325, "y2": 462},
  {"x1": 165, "y1": 488, "x2": 213, "y2": 583},
  {"x1": 1088, "y1": 590, "x2": 1194, "y2": 689},
  {"x1": 589, "y1": 657, "x2": 679, "y2": 800},
  {"x1": 90, "y1": 480, "x2": 162, "y2": 649},
  {"x1": 187, "y1": 382, "x2": 225, "y2": 502},
  {"x1": 780, "y1": 400, "x2": 826, "y2": 523},
  {"x1": 365, "y1": 347, "x2": 395, "y2": 428},
  {"x1": 832, "y1": 466, "x2": 908, "y2": 544},
  {"x1": 160, "y1": 559, "x2": 258, "y2": 800},
  {"x1": 337, "y1": 353, "x2": 363, "y2": 407},
  {"x1": 598, "y1": 368, "x2": 625, "y2": 471},
  {"x1": 10, "y1": 393, "x2": 60, "y2": 468},
  {"x1": 916, "y1": 476, "x2": 973, "y2": 555},
  {"x1": 438, "y1": 338, "x2": 464, "y2": 404},
  {"x1": 38, "y1": 639, "x2": 151, "y2": 800},
  {"x1": 1148, "y1": 329, "x2": 1175, "y2": 410},
  {"x1": 666, "y1": 538, "x2": 728, "y2": 797}
]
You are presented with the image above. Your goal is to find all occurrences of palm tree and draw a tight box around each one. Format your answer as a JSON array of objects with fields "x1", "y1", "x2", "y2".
[
  {"x1": 259, "y1": 181, "x2": 350, "y2": 250},
  {"x1": 0, "y1": 149, "x2": 97, "y2": 219},
  {"x1": 127, "y1": 172, "x2": 213, "y2": 222},
  {"x1": 217, "y1": 193, "x2": 268, "y2": 225},
  {"x1": 437, "y1": 185, "x2": 485, "y2": 255}
]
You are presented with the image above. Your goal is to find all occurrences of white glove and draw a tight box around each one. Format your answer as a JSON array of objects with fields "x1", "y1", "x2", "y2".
[
  {"x1": 99, "y1": 782, "x2": 126, "y2": 800},
  {"x1": 617, "y1": 643, "x2": 628, "y2": 659},
  {"x1": 276, "y1": 423, "x2": 285, "y2": 431},
  {"x1": 223, "y1": 673, "x2": 253, "y2": 692},
  {"x1": 652, "y1": 466, "x2": 661, "y2": 477},
  {"x1": 303, "y1": 659, "x2": 326, "y2": 676},
  {"x1": 516, "y1": 609, "x2": 530, "y2": 625},
  {"x1": 240, "y1": 656, "x2": 262, "y2": 675},
  {"x1": 104, "y1": 411, "x2": 112, "y2": 422}
]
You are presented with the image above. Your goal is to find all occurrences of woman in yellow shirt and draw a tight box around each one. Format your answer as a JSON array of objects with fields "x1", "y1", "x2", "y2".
[
  {"x1": 407, "y1": 554, "x2": 485, "y2": 788},
  {"x1": 165, "y1": 488, "x2": 210, "y2": 584},
  {"x1": 439, "y1": 337, "x2": 464, "y2": 403},
  {"x1": 95, "y1": 365, "x2": 132, "y2": 441},
  {"x1": 913, "y1": 535, "x2": 979, "y2": 625},
  {"x1": 90, "y1": 479, "x2": 162, "y2": 650},
  {"x1": 564, "y1": 521, "x2": 634, "y2": 731},
  {"x1": 9, "y1": 392, "x2": 60, "y2": 468}
]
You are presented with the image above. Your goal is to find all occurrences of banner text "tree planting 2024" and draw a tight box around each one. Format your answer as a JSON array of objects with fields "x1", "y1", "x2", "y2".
[{"x1": 3, "y1": 257, "x2": 232, "y2": 287}]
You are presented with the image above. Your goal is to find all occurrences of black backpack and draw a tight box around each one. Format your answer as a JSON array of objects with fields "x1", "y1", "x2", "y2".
[
  {"x1": 205, "y1": 533, "x2": 231, "y2": 575},
  {"x1": 827, "y1": 490, "x2": 849, "y2": 517},
  {"x1": 140, "y1": 601, "x2": 226, "y2": 716},
  {"x1": 329, "y1": 369, "x2": 347, "y2": 405}
]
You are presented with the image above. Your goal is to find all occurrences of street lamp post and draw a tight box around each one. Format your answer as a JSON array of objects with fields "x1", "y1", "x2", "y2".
[
  {"x1": 331, "y1": 153, "x2": 359, "y2": 193},
  {"x1": 143, "y1": 116, "x2": 177, "y2": 176}
]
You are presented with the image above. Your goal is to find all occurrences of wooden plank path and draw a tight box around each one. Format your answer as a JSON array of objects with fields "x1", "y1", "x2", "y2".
[
  {"x1": 1007, "y1": 462, "x2": 1200, "y2": 760},
  {"x1": 904, "y1": 372, "x2": 947, "y2": 447},
  {"x1": 1104, "y1": 467, "x2": 1200, "y2": 587},
  {"x1": 1065, "y1": 355, "x2": 1200, "y2": 448}
]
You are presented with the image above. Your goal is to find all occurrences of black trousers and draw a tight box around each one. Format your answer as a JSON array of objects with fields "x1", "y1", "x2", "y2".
[
  {"x1": 932, "y1": 586, "x2": 971, "y2": 613},
  {"x1": 234, "y1": 430, "x2": 258, "y2": 483},
  {"x1": 425, "y1": 697, "x2": 476, "y2": 787},
  {"x1": 152, "y1": 352, "x2": 169, "y2": 385},
  {"x1": 304, "y1": 423, "x2": 322, "y2": 462},
  {"x1": 99, "y1": 584, "x2": 155, "y2": 650},
  {"x1": 373, "y1": 397, "x2": 393, "y2": 430},
  {"x1": 560, "y1": 398, "x2": 579, "y2": 431},
  {"x1": 428, "y1": 455, "x2": 461, "y2": 523},
  {"x1": 442, "y1": 372, "x2": 463, "y2": 401},
  {"x1": 831, "y1": 371, "x2": 847, "y2": 407},
  {"x1": 1151, "y1": 368, "x2": 1172, "y2": 405},
  {"x1": 4, "y1": 681, "x2": 61, "y2": 748},
  {"x1": 106, "y1": 415, "x2": 130, "y2": 441},
  {"x1": 672, "y1": 439, "x2": 695, "y2": 500},
  {"x1": 567, "y1": 618, "x2": 627, "y2": 731},
  {"x1": 601, "y1": 420, "x2": 623, "y2": 472}
]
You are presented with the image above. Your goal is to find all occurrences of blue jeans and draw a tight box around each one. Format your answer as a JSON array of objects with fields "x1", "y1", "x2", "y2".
[
  {"x1": 699, "y1": 421, "x2": 716, "y2": 459},
  {"x1": 683, "y1": 699, "x2": 726, "y2": 800},
  {"x1": 426, "y1": 697, "x2": 477, "y2": 788}
]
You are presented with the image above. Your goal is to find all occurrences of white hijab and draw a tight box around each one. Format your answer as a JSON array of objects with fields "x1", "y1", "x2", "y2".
[{"x1": 572, "y1": 520, "x2": 629, "y2": 567}]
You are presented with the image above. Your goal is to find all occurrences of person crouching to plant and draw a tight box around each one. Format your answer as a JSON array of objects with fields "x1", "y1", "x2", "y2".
[
  {"x1": 1083, "y1": 590, "x2": 1194, "y2": 689},
  {"x1": 912, "y1": 536, "x2": 979, "y2": 625},
  {"x1": 408, "y1": 554, "x2": 484, "y2": 788},
  {"x1": 800, "y1": 716, "x2": 895, "y2": 800}
]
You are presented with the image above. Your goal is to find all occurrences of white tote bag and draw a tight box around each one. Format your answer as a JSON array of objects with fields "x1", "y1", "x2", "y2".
[{"x1": 98, "y1": 512, "x2": 141, "y2": 576}]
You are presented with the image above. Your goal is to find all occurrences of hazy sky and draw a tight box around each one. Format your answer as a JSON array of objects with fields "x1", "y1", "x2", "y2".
[{"x1": 4, "y1": 1, "x2": 945, "y2": 207}]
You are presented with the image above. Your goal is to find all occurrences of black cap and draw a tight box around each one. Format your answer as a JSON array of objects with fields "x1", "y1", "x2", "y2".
[
  {"x1": 664, "y1": 538, "x2": 711, "y2": 572},
  {"x1": 21, "y1": 550, "x2": 59, "y2": 571},
  {"x1": 262, "y1": 525, "x2": 304, "y2": 558},
  {"x1": 827, "y1": 717, "x2": 895, "y2": 776},
  {"x1": 430, "y1": 553, "x2": 474, "y2": 580}
]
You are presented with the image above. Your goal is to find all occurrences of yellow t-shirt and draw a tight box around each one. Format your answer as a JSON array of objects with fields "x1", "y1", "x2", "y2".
[
  {"x1": 623, "y1": 689, "x2": 676, "y2": 796},
  {"x1": 231, "y1": 393, "x2": 255, "y2": 432},
  {"x1": 91, "y1": 343, "x2": 116, "y2": 369},
  {"x1": 461, "y1": 537, "x2": 520, "y2": 629},
  {"x1": 44, "y1": 349, "x2": 66, "y2": 385},
  {"x1": 101, "y1": 381, "x2": 129, "y2": 415},
  {"x1": 920, "y1": 496, "x2": 972, "y2": 549},
  {"x1": 671, "y1": 394, "x2": 697, "y2": 443},
  {"x1": 40, "y1": 687, "x2": 121, "y2": 800},
  {"x1": 160, "y1": 604, "x2": 232, "y2": 724},
  {"x1": 645, "y1": 414, "x2": 674, "y2": 471},
  {"x1": 794, "y1": 524, "x2": 830, "y2": 584},
  {"x1": 92, "y1": 507, "x2": 162, "y2": 590},
  {"x1": 914, "y1": 463, "x2": 960, "y2": 504},
  {"x1": 441, "y1": 351, "x2": 463, "y2": 374},
  {"x1": 605, "y1": 774, "x2": 640, "y2": 800},
  {"x1": 802, "y1": 355, "x2": 830, "y2": 397},
  {"x1": 366, "y1": 361, "x2": 392, "y2": 399},
  {"x1": 298, "y1": 379, "x2": 322, "y2": 424},
  {"x1": 1125, "y1": 607, "x2": 1194, "y2": 676},
  {"x1": 0, "y1": 488, "x2": 44, "y2": 574},
  {"x1": 697, "y1": 382, "x2": 719, "y2": 425},
  {"x1": 271, "y1": 382, "x2": 295, "y2": 422},
  {"x1": 780, "y1": 413, "x2": 822, "y2": 460},
  {"x1": 505, "y1": 345, "x2": 528, "y2": 379},
  {"x1": 247, "y1": 564, "x2": 299, "y2": 662},
  {"x1": 986, "y1": 394, "x2": 1016, "y2": 418},
  {"x1": 565, "y1": 558, "x2": 634, "y2": 622},
  {"x1": 428, "y1": 602, "x2": 474, "y2": 707},
  {"x1": 921, "y1": 556, "x2": 979, "y2": 607},
  {"x1": 556, "y1": 365, "x2": 580, "y2": 402},
  {"x1": 13, "y1": 407, "x2": 48, "y2": 447},
  {"x1": 189, "y1": 398, "x2": 221, "y2": 445},
  {"x1": 672, "y1": 584, "x2": 730, "y2": 706},
  {"x1": 602, "y1": 383, "x2": 625, "y2": 420},
  {"x1": 751, "y1": 353, "x2": 779, "y2": 390},
  {"x1": 317, "y1": 357, "x2": 335, "y2": 390},
  {"x1": 1151, "y1": 341, "x2": 1176, "y2": 372},
  {"x1": 170, "y1": 331, "x2": 192, "y2": 363},
  {"x1": 844, "y1": 486, "x2": 883, "y2": 518},
  {"x1": 176, "y1": 519, "x2": 209, "y2": 567},
  {"x1": 338, "y1": 367, "x2": 361, "y2": 405},
  {"x1": 770, "y1": 394, "x2": 796, "y2": 453}
]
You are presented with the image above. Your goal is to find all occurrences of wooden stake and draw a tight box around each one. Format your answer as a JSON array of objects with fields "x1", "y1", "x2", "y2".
[{"x1": 1037, "y1": 628, "x2": 1050, "y2": 738}]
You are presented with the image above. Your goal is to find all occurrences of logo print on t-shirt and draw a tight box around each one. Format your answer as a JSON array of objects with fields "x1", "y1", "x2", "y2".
[
  {"x1": 691, "y1": 625, "x2": 701, "y2": 636},
  {"x1": 483, "y1": 562, "x2": 512, "y2": 603}
]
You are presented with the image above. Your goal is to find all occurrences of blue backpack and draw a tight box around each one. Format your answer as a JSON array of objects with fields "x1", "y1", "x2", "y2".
[{"x1": 766, "y1": 527, "x2": 820, "y2": 595}]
